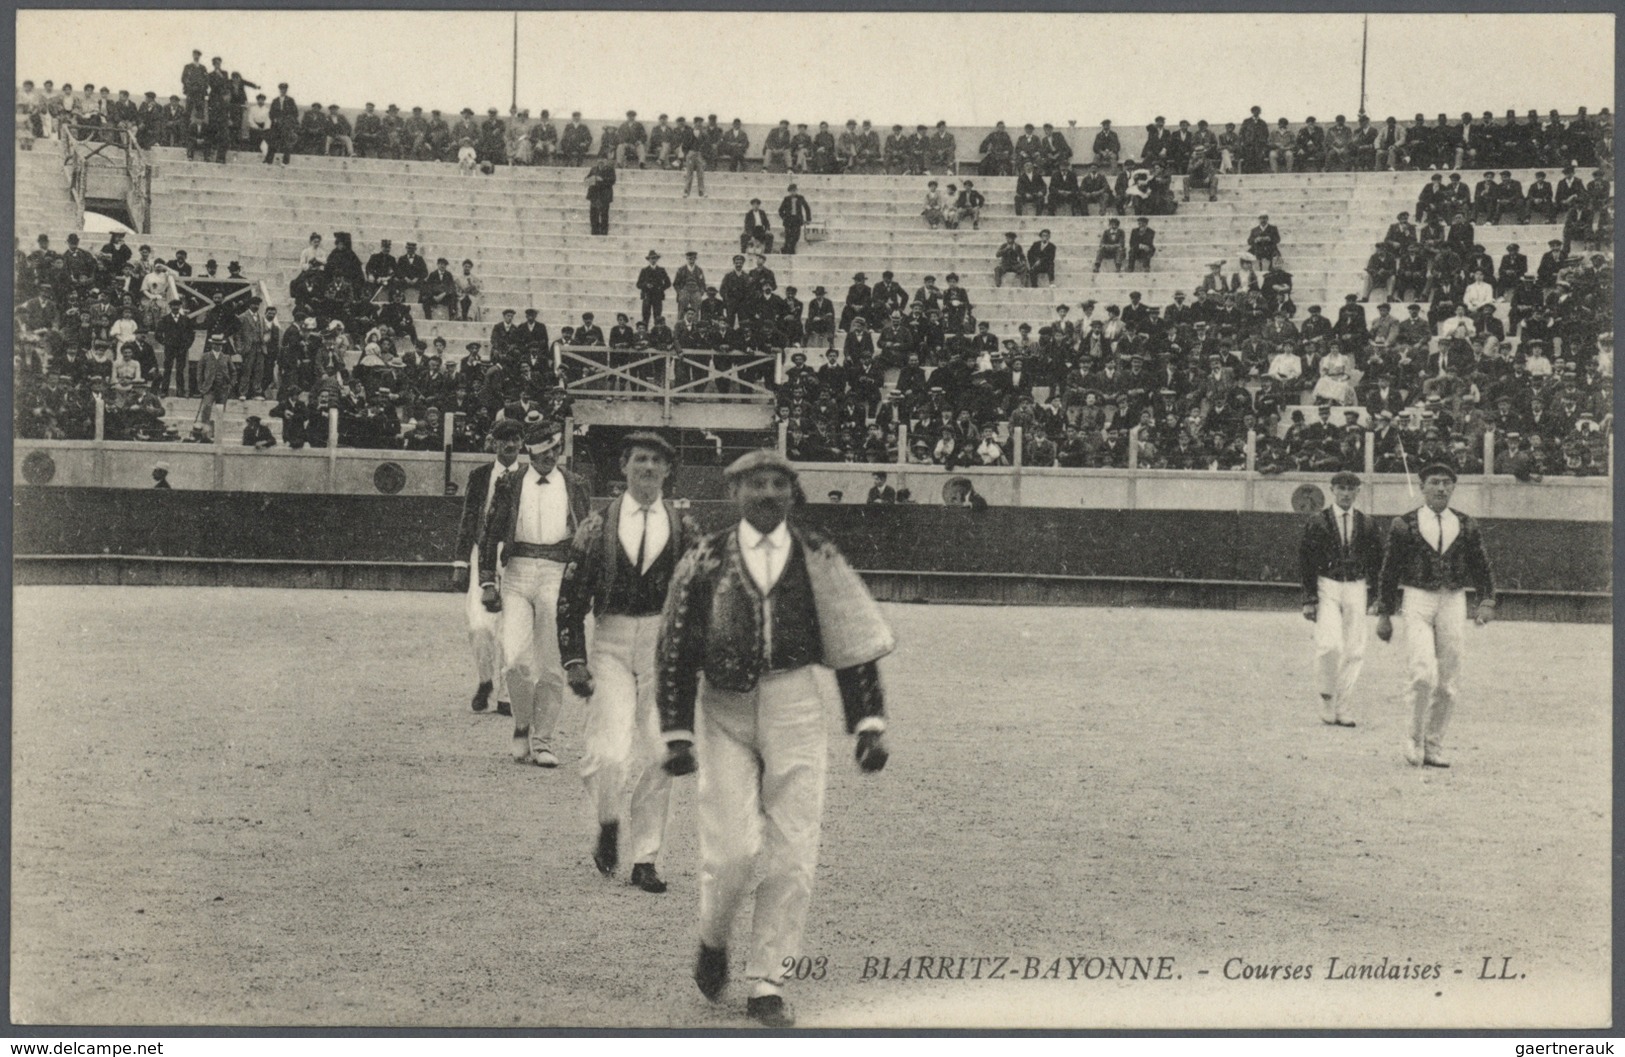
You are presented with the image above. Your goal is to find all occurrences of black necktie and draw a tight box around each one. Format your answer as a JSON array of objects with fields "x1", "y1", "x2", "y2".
[
  {"x1": 634, "y1": 506, "x2": 649, "y2": 572},
  {"x1": 1435, "y1": 512, "x2": 1446, "y2": 553}
]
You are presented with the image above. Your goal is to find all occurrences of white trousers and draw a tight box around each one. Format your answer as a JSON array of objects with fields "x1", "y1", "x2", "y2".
[
  {"x1": 1399, "y1": 588, "x2": 1467, "y2": 754},
  {"x1": 464, "y1": 544, "x2": 507, "y2": 701},
  {"x1": 1314, "y1": 578, "x2": 1368, "y2": 719},
  {"x1": 696, "y1": 667, "x2": 827, "y2": 995},
  {"x1": 580, "y1": 614, "x2": 672, "y2": 865},
  {"x1": 498, "y1": 556, "x2": 566, "y2": 745}
]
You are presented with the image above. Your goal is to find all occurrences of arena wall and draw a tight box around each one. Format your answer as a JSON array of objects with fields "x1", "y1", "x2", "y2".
[
  {"x1": 13, "y1": 440, "x2": 1613, "y2": 522},
  {"x1": 12, "y1": 487, "x2": 1610, "y2": 622}
]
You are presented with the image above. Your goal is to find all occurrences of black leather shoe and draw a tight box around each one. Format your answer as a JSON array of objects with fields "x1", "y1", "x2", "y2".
[
  {"x1": 746, "y1": 994, "x2": 796, "y2": 1028},
  {"x1": 629, "y1": 862, "x2": 667, "y2": 893},
  {"x1": 693, "y1": 943, "x2": 728, "y2": 1001},
  {"x1": 593, "y1": 822, "x2": 619, "y2": 876},
  {"x1": 495, "y1": 701, "x2": 511, "y2": 717},
  {"x1": 471, "y1": 681, "x2": 492, "y2": 712}
]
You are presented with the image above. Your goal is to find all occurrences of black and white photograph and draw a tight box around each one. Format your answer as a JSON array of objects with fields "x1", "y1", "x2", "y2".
[{"x1": 8, "y1": 8, "x2": 1615, "y2": 1036}]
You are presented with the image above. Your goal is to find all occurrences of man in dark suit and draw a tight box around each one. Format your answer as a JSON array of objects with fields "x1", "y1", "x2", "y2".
[
  {"x1": 181, "y1": 49, "x2": 208, "y2": 120},
  {"x1": 586, "y1": 157, "x2": 617, "y2": 236},
  {"x1": 1247, "y1": 213, "x2": 1281, "y2": 270},
  {"x1": 477, "y1": 422, "x2": 594, "y2": 767},
  {"x1": 1374, "y1": 463, "x2": 1497, "y2": 768},
  {"x1": 778, "y1": 184, "x2": 812, "y2": 255},
  {"x1": 740, "y1": 197, "x2": 773, "y2": 254},
  {"x1": 1027, "y1": 229, "x2": 1057, "y2": 287},
  {"x1": 453, "y1": 419, "x2": 524, "y2": 715},
  {"x1": 1127, "y1": 217, "x2": 1156, "y2": 273},
  {"x1": 153, "y1": 298, "x2": 195, "y2": 397},
  {"x1": 1299, "y1": 471, "x2": 1383, "y2": 727},
  {"x1": 638, "y1": 251, "x2": 672, "y2": 326},
  {"x1": 1015, "y1": 162, "x2": 1046, "y2": 216},
  {"x1": 490, "y1": 308, "x2": 521, "y2": 359}
]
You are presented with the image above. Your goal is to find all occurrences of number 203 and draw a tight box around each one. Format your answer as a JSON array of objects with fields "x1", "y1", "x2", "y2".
[{"x1": 782, "y1": 956, "x2": 828, "y2": 980}]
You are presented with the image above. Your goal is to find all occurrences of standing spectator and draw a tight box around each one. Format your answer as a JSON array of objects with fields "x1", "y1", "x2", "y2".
[
  {"x1": 586, "y1": 156, "x2": 617, "y2": 236},
  {"x1": 679, "y1": 115, "x2": 706, "y2": 197},
  {"x1": 674, "y1": 251, "x2": 706, "y2": 322},
  {"x1": 181, "y1": 49, "x2": 208, "y2": 119},
  {"x1": 779, "y1": 184, "x2": 812, "y2": 255},
  {"x1": 1027, "y1": 229, "x2": 1058, "y2": 288},
  {"x1": 153, "y1": 298, "x2": 194, "y2": 397},
  {"x1": 638, "y1": 251, "x2": 671, "y2": 326}
]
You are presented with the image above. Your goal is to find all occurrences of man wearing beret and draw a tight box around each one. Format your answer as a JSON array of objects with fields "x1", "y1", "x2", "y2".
[
  {"x1": 478, "y1": 422, "x2": 593, "y2": 766},
  {"x1": 1299, "y1": 471, "x2": 1383, "y2": 728},
  {"x1": 453, "y1": 419, "x2": 523, "y2": 717},
  {"x1": 556, "y1": 432, "x2": 701, "y2": 894},
  {"x1": 659, "y1": 449, "x2": 892, "y2": 1027},
  {"x1": 1375, "y1": 463, "x2": 1497, "y2": 768}
]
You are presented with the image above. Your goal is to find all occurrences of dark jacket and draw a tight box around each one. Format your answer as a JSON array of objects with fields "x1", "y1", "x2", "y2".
[
  {"x1": 1376, "y1": 507, "x2": 1497, "y2": 616},
  {"x1": 555, "y1": 495, "x2": 702, "y2": 666},
  {"x1": 455, "y1": 459, "x2": 518, "y2": 562},
  {"x1": 1298, "y1": 505, "x2": 1383, "y2": 604},
  {"x1": 657, "y1": 523, "x2": 886, "y2": 738}
]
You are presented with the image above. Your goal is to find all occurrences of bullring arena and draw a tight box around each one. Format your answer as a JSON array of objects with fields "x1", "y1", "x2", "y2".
[{"x1": 10, "y1": 10, "x2": 1614, "y2": 1033}]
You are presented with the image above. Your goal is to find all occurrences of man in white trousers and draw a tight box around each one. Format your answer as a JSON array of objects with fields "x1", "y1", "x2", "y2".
[
  {"x1": 1298, "y1": 471, "x2": 1384, "y2": 727},
  {"x1": 478, "y1": 422, "x2": 591, "y2": 766},
  {"x1": 452, "y1": 420, "x2": 521, "y2": 716},
  {"x1": 556, "y1": 432, "x2": 701, "y2": 893},
  {"x1": 657, "y1": 449, "x2": 894, "y2": 1028},
  {"x1": 1375, "y1": 463, "x2": 1498, "y2": 768}
]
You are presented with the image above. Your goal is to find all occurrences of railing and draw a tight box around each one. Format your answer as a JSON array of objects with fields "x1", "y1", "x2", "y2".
[{"x1": 557, "y1": 345, "x2": 778, "y2": 420}]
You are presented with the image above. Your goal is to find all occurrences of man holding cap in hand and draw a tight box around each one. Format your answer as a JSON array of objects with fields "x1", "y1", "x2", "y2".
[
  {"x1": 556, "y1": 432, "x2": 701, "y2": 893},
  {"x1": 1299, "y1": 471, "x2": 1383, "y2": 728},
  {"x1": 1375, "y1": 462, "x2": 1497, "y2": 768},
  {"x1": 658, "y1": 448, "x2": 894, "y2": 1027},
  {"x1": 478, "y1": 421, "x2": 592, "y2": 766}
]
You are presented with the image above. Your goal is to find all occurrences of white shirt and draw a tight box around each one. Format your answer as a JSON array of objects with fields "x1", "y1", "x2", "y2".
[
  {"x1": 618, "y1": 495, "x2": 670, "y2": 574},
  {"x1": 1416, "y1": 506, "x2": 1460, "y2": 554},
  {"x1": 1463, "y1": 280, "x2": 1495, "y2": 312},
  {"x1": 109, "y1": 318, "x2": 139, "y2": 345},
  {"x1": 738, "y1": 520, "x2": 790, "y2": 595},
  {"x1": 247, "y1": 103, "x2": 271, "y2": 131},
  {"x1": 515, "y1": 466, "x2": 570, "y2": 545},
  {"x1": 1267, "y1": 352, "x2": 1302, "y2": 380}
]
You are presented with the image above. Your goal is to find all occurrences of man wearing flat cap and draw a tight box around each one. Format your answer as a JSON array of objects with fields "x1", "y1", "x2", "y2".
[
  {"x1": 659, "y1": 448, "x2": 893, "y2": 1028},
  {"x1": 556, "y1": 432, "x2": 701, "y2": 894},
  {"x1": 478, "y1": 422, "x2": 593, "y2": 766},
  {"x1": 1375, "y1": 463, "x2": 1497, "y2": 768},
  {"x1": 1298, "y1": 471, "x2": 1383, "y2": 728}
]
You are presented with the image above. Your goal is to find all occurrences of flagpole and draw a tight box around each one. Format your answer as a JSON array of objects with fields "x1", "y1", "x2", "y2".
[
  {"x1": 511, "y1": 12, "x2": 519, "y2": 113},
  {"x1": 1358, "y1": 15, "x2": 1369, "y2": 118}
]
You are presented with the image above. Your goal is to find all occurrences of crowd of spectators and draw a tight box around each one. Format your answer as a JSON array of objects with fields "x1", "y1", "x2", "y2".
[
  {"x1": 15, "y1": 56, "x2": 1614, "y2": 477},
  {"x1": 774, "y1": 239, "x2": 1613, "y2": 478},
  {"x1": 18, "y1": 57, "x2": 1612, "y2": 185}
]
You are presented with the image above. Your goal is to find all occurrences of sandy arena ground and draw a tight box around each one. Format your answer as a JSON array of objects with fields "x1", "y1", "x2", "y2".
[{"x1": 9, "y1": 586, "x2": 1612, "y2": 1029}]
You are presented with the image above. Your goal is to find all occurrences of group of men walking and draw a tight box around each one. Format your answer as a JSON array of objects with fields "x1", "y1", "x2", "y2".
[
  {"x1": 452, "y1": 424, "x2": 892, "y2": 1027},
  {"x1": 1299, "y1": 465, "x2": 1496, "y2": 767}
]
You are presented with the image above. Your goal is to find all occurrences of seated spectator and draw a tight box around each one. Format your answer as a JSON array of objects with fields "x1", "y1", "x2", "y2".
[
  {"x1": 1094, "y1": 218, "x2": 1126, "y2": 273},
  {"x1": 1015, "y1": 162, "x2": 1046, "y2": 216},
  {"x1": 994, "y1": 232, "x2": 1028, "y2": 288},
  {"x1": 921, "y1": 181, "x2": 945, "y2": 228}
]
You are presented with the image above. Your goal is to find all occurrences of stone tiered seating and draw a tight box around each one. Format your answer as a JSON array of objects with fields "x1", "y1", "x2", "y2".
[
  {"x1": 14, "y1": 146, "x2": 83, "y2": 238},
  {"x1": 132, "y1": 149, "x2": 1563, "y2": 362}
]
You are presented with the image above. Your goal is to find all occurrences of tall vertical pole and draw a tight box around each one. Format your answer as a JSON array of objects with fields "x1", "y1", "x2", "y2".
[
  {"x1": 1358, "y1": 15, "x2": 1369, "y2": 118},
  {"x1": 511, "y1": 12, "x2": 519, "y2": 113}
]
